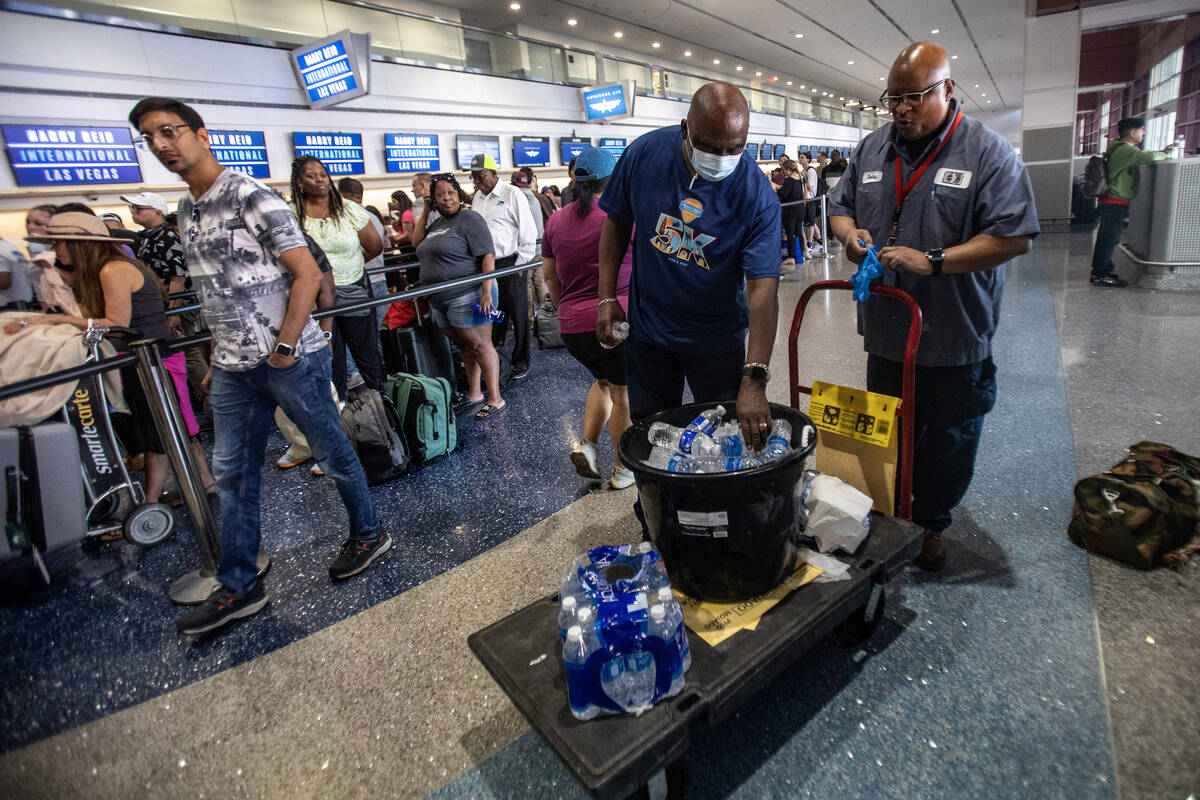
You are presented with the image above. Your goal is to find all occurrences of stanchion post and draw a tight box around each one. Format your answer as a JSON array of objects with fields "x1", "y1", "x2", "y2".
[
  {"x1": 130, "y1": 340, "x2": 224, "y2": 604},
  {"x1": 820, "y1": 195, "x2": 830, "y2": 259}
]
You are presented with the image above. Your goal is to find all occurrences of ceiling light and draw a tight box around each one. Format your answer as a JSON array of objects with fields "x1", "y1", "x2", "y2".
[
  {"x1": 795, "y1": 33, "x2": 804, "y2": 39},
  {"x1": 974, "y1": 83, "x2": 979, "y2": 88},
  {"x1": 684, "y1": 50, "x2": 692, "y2": 56},
  {"x1": 987, "y1": 100, "x2": 992, "y2": 104},
  {"x1": 567, "y1": 18, "x2": 577, "y2": 25},
  {"x1": 786, "y1": 80, "x2": 793, "y2": 85},
  {"x1": 951, "y1": 55, "x2": 959, "y2": 60},
  {"x1": 811, "y1": 88, "x2": 817, "y2": 93},
  {"x1": 613, "y1": 31, "x2": 623, "y2": 38},
  {"x1": 847, "y1": 60, "x2": 854, "y2": 65},
  {"x1": 509, "y1": 2, "x2": 520, "y2": 8},
  {"x1": 839, "y1": 96, "x2": 845, "y2": 100},
  {"x1": 713, "y1": 58, "x2": 720, "y2": 64},
  {"x1": 756, "y1": 71, "x2": 762, "y2": 77},
  {"x1": 981, "y1": 92, "x2": 987, "y2": 96},
  {"x1": 799, "y1": 84, "x2": 806, "y2": 89},
  {"x1": 652, "y1": 41, "x2": 661, "y2": 48},
  {"x1": 846, "y1": 100, "x2": 860, "y2": 106},
  {"x1": 736, "y1": 65, "x2": 743, "y2": 71},
  {"x1": 879, "y1": 76, "x2": 886, "y2": 81},
  {"x1": 931, "y1": 28, "x2": 940, "y2": 34}
]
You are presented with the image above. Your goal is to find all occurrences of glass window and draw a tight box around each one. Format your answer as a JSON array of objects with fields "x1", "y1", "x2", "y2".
[
  {"x1": 1149, "y1": 47, "x2": 1183, "y2": 108},
  {"x1": 1146, "y1": 112, "x2": 1177, "y2": 151}
]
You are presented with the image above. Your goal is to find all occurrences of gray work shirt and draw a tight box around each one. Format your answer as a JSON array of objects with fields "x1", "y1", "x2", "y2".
[{"x1": 828, "y1": 101, "x2": 1040, "y2": 367}]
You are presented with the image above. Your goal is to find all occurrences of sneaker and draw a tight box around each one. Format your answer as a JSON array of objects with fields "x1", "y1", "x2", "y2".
[
  {"x1": 570, "y1": 440, "x2": 602, "y2": 479},
  {"x1": 608, "y1": 466, "x2": 636, "y2": 490},
  {"x1": 511, "y1": 365, "x2": 530, "y2": 380},
  {"x1": 329, "y1": 533, "x2": 392, "y2": 581},
  {"x1": 311, "y1": 463, "x2": 325, "y2": 477},
  {"x1": 913, "y1": 529, "x2": 946, "y2": 571},
  {"x1": 1090, "y1": 273, "x2": 1128, "y2": 287},
  {"x1": 177, "y1": 583, "x2": 268, "y2": 636},
  {"x1": 276, "y1": 446, "x2": 309, "y2": 469}
]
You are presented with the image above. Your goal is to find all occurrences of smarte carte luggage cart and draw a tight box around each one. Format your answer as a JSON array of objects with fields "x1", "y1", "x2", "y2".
[{"x1": 468, "y1": 281, "x2": 923, "y2": 799}]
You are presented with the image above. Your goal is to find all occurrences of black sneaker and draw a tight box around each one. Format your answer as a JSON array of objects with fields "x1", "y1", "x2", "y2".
[
  {"x1": 329, "y1": 533, "x2": 392, "y2": 581},
  {"x1": 511, "y1": 365, "x2": 530, "y2": 380},
  {"x1": 177, "y1": 583, "x2": 268, "y2": 636},
  {"x1": 1090, "y1": 274, "x2": 1128, "y2": 287}
]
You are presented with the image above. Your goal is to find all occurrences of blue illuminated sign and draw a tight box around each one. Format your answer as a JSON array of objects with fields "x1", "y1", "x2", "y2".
[
  {"x1": 290, "y1": 31, "x2": 369, "y2": 109},
  {"x1": 385, "y1": 133, "x2": 439, "y2": 173},
  {"x1": 560, "y1": 137, "x2": 590, "y2": 163},
  {"x1": 2, "y1": 124, "x2": 142, "y2": 187},
  {"x1": 745, "y1": 143, "x2": 760, "y2": 161},
  {"x1": 456, "y1": 134, "x2": 501, "y2": 169},
  {"x1": 209, "y1": 130, "x2": 269, "y2": 179},
  {"x1": 293, "y1": 132, "x2": 364, "y2": 175},
  {"x1": 513, "y1": 136, "x2": 550, "y2": 167},
  {"x1": 581, "y1": 84, "x2": 630, "y2": 121},
  {"x1": 600, "y1": 137, "x2": 627, "y2": 159},
  {"x1": 773, "y1": 143, "x2": 787, "y2": 160}
]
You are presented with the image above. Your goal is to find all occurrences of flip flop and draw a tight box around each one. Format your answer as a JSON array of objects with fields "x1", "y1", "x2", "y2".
[
  {"x1": 474, "y1": 403, "x2": 507, "y2": 420},
  {"x1": 453, "y1": 395, "x2": 485, "y2": 412}
]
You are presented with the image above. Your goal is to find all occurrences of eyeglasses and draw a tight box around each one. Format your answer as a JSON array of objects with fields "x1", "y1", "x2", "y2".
[
  {"x1": 878, "y1": 79, "x2": 949, "y2": 110},
  {"x1": 135, "y1": 123, "x2": 193, "y2": 148}
]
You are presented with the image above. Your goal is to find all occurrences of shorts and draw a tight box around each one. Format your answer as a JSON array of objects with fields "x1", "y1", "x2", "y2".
[
  {"x1": 562, "y1": 331, "x2": 626, "y2": 386},
  {"x1": 430, "y1": 284, "x2": 499, "y2": 329}
]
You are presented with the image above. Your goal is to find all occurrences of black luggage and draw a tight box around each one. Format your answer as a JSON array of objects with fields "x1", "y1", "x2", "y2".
[
  {"x1": 1, "y1": 423, "x2": 87, "y2": 581},
  {"x1": 339, "y1": 389, "x2": 410, "y2": 485},
  {"x1": 381, "y1": 323, "x2": 457, "y2": 386}
]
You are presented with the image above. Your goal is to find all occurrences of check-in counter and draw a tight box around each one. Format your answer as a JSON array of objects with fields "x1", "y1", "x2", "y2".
[{"x1": 1117, "y1": 157, "x2": 1200, "y2": 289}]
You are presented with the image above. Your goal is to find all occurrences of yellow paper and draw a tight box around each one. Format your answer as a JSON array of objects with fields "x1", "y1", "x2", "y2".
[
  {"x1": 807, "y1": 381, "x2": 900, "y2": 448},
  {"x1": 675, "y1": 561, "x2": 824, "y2": 647}
]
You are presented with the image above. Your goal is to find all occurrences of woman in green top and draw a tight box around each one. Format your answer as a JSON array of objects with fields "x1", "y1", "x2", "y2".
[{"x1": 290, "y1": 156, "x2": 384, "y2": 396}]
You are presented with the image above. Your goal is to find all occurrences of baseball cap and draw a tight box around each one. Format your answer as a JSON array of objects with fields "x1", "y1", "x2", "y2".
[
  {"x1": 510, "y1": 170, "x2": 531, "y2": 188},
  {"x1": 469, "y1": 153, "x2": 498, "y2": 173},
  {"x1": 120, "y1": 192, "x2": 169, "y2": 215},
  {"x1": 572, "y1": 147, "x2": 616, "y2": 181}
]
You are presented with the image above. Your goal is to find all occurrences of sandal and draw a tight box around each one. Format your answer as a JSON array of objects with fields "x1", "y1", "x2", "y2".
[
  {"x1": 453, "y1": 394, "x2": 485, "y2": 412},
  {"x1": 474, "y1": 402, "x2": 506, "y2": 420}
]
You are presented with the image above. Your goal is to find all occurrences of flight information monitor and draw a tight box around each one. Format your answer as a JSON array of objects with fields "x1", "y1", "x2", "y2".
[
  {"x1": 600, "y1": 137, "x2": 627, "y2": 160},
  {"x1": 560, "y1": 137, "x2": 590, "y2": 163},
  {"x1": 456, "y1": 134, "x2": 501, "y2": 169},
  {"x1": 292, "y1": 132, "x2": 364, "y2": 175},
  {"x1": 2, "y1": 124, "x2": 142, "y2": 187},
  {"x1": 290, "y1": 30, "x2": 369, "y2": 109},
  {"x1": 209, "y1": 130, "x2": 270, "y2": 179},
  {"x1": 385, "y1": 133, "x2": 439, "y2": 173},
  {"x1": 580, "y1": 81, "x2": 636, "y2": 122},
  {"x1": 513, "y1": 136, "x2": 550, "y2": 167}
]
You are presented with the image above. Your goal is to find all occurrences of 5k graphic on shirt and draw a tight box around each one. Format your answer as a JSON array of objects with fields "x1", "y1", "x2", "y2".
[{"x1": 650, "y1": 197, "x2": 715, "y2": 270}]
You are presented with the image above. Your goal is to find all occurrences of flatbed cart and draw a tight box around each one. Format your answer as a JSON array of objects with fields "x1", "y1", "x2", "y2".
[{"x1": 468, "y1": 281, "x2": 923, "y2": 799}]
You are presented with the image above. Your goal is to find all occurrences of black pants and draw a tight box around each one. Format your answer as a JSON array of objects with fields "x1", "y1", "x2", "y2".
[
  {"x1": 1090, "y1": 202, "x2": 1127, "y2": 277},
  {"x1": 623, "y1": 337, "x2": 744, "y2": 421},
  {"x1": 867, "y1": 354, "x2": 997, "y2": 532},
  {"x1": 331, "y1": 311, "x2": 383, "y2": 398},
  {"x1": 782, "y1": 212, "x2": 803, "y2": 260},
  {"x1": 491, "y1": 254, "x2": 530, "y2": 371}
]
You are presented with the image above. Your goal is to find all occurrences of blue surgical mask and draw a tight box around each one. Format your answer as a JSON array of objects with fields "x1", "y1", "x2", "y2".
[{"x1": 688, "y1": 132, "x2": 741, "y2": 183}]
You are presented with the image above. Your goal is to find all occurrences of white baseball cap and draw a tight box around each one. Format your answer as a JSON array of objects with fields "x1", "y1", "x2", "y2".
[{"x1": 120, "y1": 192, "x2": 168, "y2": 215}]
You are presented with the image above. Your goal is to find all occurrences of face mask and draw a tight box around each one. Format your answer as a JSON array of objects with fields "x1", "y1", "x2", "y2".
[{"x1": 688, "y1": 132, "x2": 741, "y2": 183}]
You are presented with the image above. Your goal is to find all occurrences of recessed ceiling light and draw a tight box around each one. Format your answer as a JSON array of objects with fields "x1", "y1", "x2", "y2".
[
  {"x1": 879, "y1": 76, "x2": 886, "y2": 81},
  {"x1": 812, "y1": 88, "x2": 818, "y2": 93},
  {"x1": 684, "y1": 50, "x2": 692, "y2": 56},
  {"x1": 987, "y1": 100, "x2": 992, "y2": 104},
  {"x1": 839, "y1": 96, "x2": 845, "y2": 100},
  {"x1": 613, "y1": 31, "x2": 623, "y2": 38},
  {"x1": 712, "y1": 58, "x2": 720, "y2": 64},
  {"x1": 974, "y1": 84, "x2": 979, "y2": 88},
  {"x1": 981, "y1": 92, "x2": 987, "y2": 96},
  {"x1": 736, "y1": 65, "x2": 743, "y2": 71},
  {"x1": 799, "y1": 84, "x2": 806, "y2": 89},
  {"x1": 786, "y1": 80, "x2": 793, "y2": 85},
  {"x1": 567, "y1": 18, "x2": 577, "y2": 25},
  {"x1": 847, "y1": 60, "x2": 854, "y2": 65},
  {"x1": 795, "y1": 33, "x2": 804, "y2": 38},
  {"x1": 652, "y1": 41, "x2": 661, "y2": 48},
  {"x1": 756, "y1": 71, "x2": 762, "y2": 77},
  {"x1": 951, "y1": 54, "x2": 959, "y2": 60},
  {"x1": 509, "y1": 2, "x2": 520, "y2": 9},
  {"x1": 931, "y1": 28, "x2": 940, "y2": 34}
]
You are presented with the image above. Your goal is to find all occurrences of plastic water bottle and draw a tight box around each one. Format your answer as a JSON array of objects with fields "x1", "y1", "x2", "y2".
[
  {"x1": 762, "y1": 419, "x2": 792, "y2": 461},
  {"x1": 686, "y1": 455, "x2": 764, "y2": 473},
  {"x1": 602, "y1": 650, "x2": 656, "y2": 714},
  {"x1": 602, "y1": 320, "x2": 630, "y2": 350},
  {"x1": 557, "y1": 595, "x2": 579, "y2": 639},
  {"x1": 474, "y1": 304, "x2": 506, "y2": 323},
  {"x1": 647, "y1": 422, "x2": 719, "y2": 458},
  {"x1": 648, "y1": 603, "x2": 686, "y2": 697},
  {"x1": 647, "y1": 446, "x2": 698, "y2": 472},
  {"x1": 563, "y1": 625, "x2": 603, "y2": 720},
  {"x1": 657, "y1": 587, "x2": 691, "y2": 673}
]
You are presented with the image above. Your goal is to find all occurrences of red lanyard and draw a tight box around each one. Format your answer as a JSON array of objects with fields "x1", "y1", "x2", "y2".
[{"x1": 887, "y1": 107, "x2": 964, "y2": 245}]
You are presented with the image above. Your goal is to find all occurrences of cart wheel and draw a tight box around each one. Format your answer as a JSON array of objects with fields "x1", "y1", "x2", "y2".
[
  {"x1": 635, "y1": 760, "x2": 688, "y2": 800},
  {"x1": 123, "y1": 503, "x2": 175, "y2": 547},
  {"x1": 87, "y1": 493, "x2": 122, "y2": 524},
  {"x1": 831, "y1": 584, "x2": 886, "y2": 647}
]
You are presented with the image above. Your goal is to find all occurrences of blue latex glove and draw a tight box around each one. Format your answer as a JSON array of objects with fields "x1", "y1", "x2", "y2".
[{"x1": 850, "y1": 242, "x2": 883, "y2": 302}]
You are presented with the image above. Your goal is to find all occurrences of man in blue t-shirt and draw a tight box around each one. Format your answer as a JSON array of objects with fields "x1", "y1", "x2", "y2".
[{"x1": 597, "y1": 82, "x2": 782, "y2": 452}]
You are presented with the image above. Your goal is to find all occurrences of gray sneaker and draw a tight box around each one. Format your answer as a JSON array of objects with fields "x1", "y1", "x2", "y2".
[{"x1": 329, "y1": 533, "x2": 392, "y2": 581}]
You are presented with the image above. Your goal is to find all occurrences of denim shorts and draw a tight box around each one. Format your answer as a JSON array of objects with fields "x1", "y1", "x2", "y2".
[{"x1": 430, "y1": 284, "x2": 499, "y2": 329}]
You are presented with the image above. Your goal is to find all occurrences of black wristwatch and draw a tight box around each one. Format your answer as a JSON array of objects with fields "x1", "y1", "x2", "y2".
[
  {"x1": 925, "y1": 248, "x2": 946, "y2": 276},
  {"x1": 742, "y1": 363, "x2": 771, "y2": 384},
  {"x1": 273, "y1": 341, "x2": 296, "y2": 358}
]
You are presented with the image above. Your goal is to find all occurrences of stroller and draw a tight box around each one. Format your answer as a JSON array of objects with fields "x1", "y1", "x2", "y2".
[{"x1": 61, "y1": 325, "x2": 175, "y2": 547}]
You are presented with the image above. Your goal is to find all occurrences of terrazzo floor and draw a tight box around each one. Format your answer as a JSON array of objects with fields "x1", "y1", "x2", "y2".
[{"x1": 1, "y1": 233, "x2": 1197, "y2": 799}]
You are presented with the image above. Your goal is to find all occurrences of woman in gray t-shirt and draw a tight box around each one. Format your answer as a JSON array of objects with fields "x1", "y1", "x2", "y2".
[{"x1": 414, "y1": 174, "x2": 505, "y2": 420}]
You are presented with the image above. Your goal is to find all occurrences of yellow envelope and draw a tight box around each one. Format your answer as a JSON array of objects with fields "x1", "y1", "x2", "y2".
[{"x1": 674, "y1": 561, "x2": 824, "y2": 647}]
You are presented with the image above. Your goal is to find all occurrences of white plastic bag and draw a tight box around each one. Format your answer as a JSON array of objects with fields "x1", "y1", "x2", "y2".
[
  {"x1": 801, "y1": 473, "x2": 873, "y2": 554},
  {"x1": 797, "y1": 548, "x2": 852, "y2": 582}
]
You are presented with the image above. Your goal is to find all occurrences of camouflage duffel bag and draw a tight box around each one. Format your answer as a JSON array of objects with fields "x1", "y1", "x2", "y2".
[{"x1": 1068, "y1": 442, "x2": 1200, "y2": 569}]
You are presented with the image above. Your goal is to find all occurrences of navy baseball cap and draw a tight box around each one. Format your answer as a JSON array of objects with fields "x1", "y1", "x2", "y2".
[{"x1": 572, "y1": 147, "x2": 616, "y2": 180}]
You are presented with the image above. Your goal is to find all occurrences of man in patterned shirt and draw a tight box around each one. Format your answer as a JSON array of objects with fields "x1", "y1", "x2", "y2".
[{"x1": 129, "y1": 97, "x2": 388, "y2": 636}]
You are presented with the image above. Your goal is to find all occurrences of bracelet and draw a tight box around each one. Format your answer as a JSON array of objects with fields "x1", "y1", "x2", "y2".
[{"x1": 598, "y1": 297, "x2": 619, "y2": 306}]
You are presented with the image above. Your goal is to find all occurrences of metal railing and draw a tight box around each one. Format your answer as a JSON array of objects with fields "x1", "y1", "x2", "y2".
[{"x1": 779, "y1": 195, "x2": 831, "y2": 261}]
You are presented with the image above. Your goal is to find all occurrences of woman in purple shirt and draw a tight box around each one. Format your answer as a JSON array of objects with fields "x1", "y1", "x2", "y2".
[{"x1": 541, "y1": 148, "x2": 634, "y2": 490}]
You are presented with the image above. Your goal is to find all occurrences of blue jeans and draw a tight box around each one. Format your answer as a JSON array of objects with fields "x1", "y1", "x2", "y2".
[
  {"x1": 623, "y1": 337, "x2": 745, "y2": 421},
  {"x1": 1090, "y1": 203, "x2": 1127, "y2": 277},
  {"x1": 867, "y1": 354, "x2": 997, "y2": 532},
  {"x1": 209, "y1": 349, "x2": 379, "y2": 595}
]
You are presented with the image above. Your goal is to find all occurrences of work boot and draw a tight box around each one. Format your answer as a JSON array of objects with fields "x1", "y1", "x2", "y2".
[{"x1": 913, "y1": 529, "x2": 946, "y2": 571}]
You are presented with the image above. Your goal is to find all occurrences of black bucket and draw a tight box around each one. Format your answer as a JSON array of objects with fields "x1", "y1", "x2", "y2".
[{"x1": 618, "y1": 402, "x2": 817, "y2": 602}]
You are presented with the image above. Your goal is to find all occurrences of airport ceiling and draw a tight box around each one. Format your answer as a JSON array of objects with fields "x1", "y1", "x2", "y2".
[{"x1": 447, "y1": 0, "x2": 1027, "y2": 114}]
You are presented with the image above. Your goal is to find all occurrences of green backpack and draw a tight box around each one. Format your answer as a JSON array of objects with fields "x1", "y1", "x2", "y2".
[
  {"x1": 1068, "y1": 442, "x2": 1200, "y2": 569},
  {"x1": 385, "y1": 372, "x2": 457, "y2": 466}
]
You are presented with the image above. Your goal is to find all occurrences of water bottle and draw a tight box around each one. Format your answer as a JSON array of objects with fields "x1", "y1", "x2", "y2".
[
  {"x1": 602, "y1": 650, "x2": 657, "y2": 714},
  {"x1": 601, "y1": 320, "x2": 630, "y2": 350},
  {"x1": 557, "y1": 595, "x2": 579, "y2": 640},
  {"x1": 647, "y1": 446, "x2": 700, "y2": 472},
  {"x1": 686, "y1": 455, "x2": 764, "y2": 473},
  {"x1": 657, "y1": 587, "x2": 691, "y2": 673},
  {"x1": 762, "y1": 419, "x2": 792, "y2": 461},
  {"x1": 474, "y1": 304, "x2": 506, "y2": 323},
  {"x1": 1171, "y1": 136, "x2": 1185, "y2": 159},
  {"x1": 648, "y1": 603, "x2": 686, "y2": 697},
  {"x1": 563, "y1": 625, "x2": 603, "y2": 720},
  {"x1": 647, "y1": 422, "x2": 720, "y2": 458}
]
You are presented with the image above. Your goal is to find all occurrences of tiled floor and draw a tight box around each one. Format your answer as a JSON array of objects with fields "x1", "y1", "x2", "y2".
[{"x1": 1, "y1": 232, "x2": 1197, "y2": 799}]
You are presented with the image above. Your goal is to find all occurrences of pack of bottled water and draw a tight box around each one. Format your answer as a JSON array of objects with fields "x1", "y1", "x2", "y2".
[
  {"x1": 644, "y1": 404, "x2": 795, "y2": 473},
  {"x1": 559, "y1": 542, "x2": 692, "y2": 720}
]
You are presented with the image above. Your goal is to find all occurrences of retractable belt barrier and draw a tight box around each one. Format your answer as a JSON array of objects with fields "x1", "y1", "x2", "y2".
[{"x1": 778, "y1": 195, "x2": 831, "y2": 260}]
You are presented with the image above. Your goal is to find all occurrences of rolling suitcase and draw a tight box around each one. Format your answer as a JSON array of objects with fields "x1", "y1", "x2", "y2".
[
  {"x1": 1, "y1": 423, "x2": 88, "y2": 580},
  {"x1": 381, "y1": 323, "x2": 458, "y2": 387}
]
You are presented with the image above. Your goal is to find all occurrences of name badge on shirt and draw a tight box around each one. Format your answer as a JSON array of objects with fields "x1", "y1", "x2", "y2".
[
  {"x1": 862, "y1": 170, "x2": 883, "y2": 184},
  {"x1": 933, "y1": 168, "x2": 972, "y2": 189}
]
